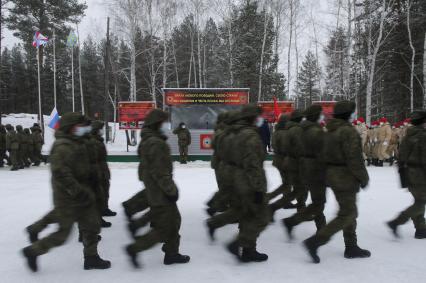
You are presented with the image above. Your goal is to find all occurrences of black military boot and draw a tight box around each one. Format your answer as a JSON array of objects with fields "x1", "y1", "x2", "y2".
[
  {"x1": 414, "y1": 229, "x2": 426, "y2": 239},
  {"x1": 103, "y1": 208, "x2": 117, "y2": 217},
  {"x1": 282, "y1": 218, "x2": 295, "y2": 240},
  {"x1": 366, "y1": 159, "x2": 372, "y2": 166},
  {"x1": 386, "y1": 221, "x2": 400, "y2": 238},
  {"x1": 84, "y1": 255, "x2": 111, "y2": 270},
  {"x1": 241, "y1": 248, "x2": 268, "y2": 263},
  {"x1": 22, "y1": 247, "x2": 38, "y2": 272},
  {"x1": 26, "y1": 226, "x2": 39, "y2": 243},
  {"x1": 163, "y1": 253, "x2": 190, "y2": 265},
  {"x1": 344, "y1": 246, "x2": 371, "y2": 259},
  {"x1": 101, "y1": 218, "x2": 112, "y2": 228},
  {"x1": 389, "y1": 157, "x2": 395, "y2": 166},
  {"x1": 10, "y1": 166, "x2": 19, "y2": 171},
  {"x1": 33, "y1": 161, "x2": 40, "y2": 167},
  {"x1": 125, "y1": 245, "x2": 141, "y2": 268},
  {"x1": 372, "y1": 158, "x2": 378, "y2": 166},
  {"x1": 303, "y1": 237, "x2": 320, "y2": 264},
  {"x1": 377, "y1": 160, "x2": 384, "y2": 167}
]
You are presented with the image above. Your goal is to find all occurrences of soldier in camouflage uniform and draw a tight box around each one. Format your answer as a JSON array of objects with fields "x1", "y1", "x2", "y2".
[
  {"x1": 173, "y1": 122, "x2": 191, "y2": 164},
  {"x1": 5, "y1": 124, "x2": 20, "y2": 171},
  {"x1": 22, "y1": 113, "x2": 110, "y2": 272},
  {"x1": 0, "y1": 125, "x2": 7, "y2": 167},
  {"x1": 31, "y1": 125, "x2": 44, "y2": 166},
  {"x1": 225, "y1": 105, "x2": 269, "y2": 263},
  {"x1": 125, "y1": 109, "x2": 190, "y2": 268},
  {"x1": 387, "y1": 111, "x2": 426, "y2": 239},
  {"x1": 282, "y1": 105, "x2": 326, "y2": 238},
  {"x1": 24, "y1": 128, "x2": 35, "y2": 165},
  {"x1": 304, "y1": 101, "x2": 371, "y2": 264}
]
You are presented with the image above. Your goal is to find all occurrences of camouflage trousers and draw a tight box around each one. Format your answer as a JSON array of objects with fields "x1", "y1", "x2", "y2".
[
  {"x1": 128, "y1": 204, "x2": 181, "y2": 255},
  {"x1": 207, "y1": 163, "x2": 234, "y2": 212},
  {"x1": 312, "y1": 188, "x2": 358, "y2": 248},
  {"x1": 391, "y1": 187, "x2": 426, "y2": 229},
  {"x1": 285, "y1": 184, "x2": 326, "y2": 230},
  {"x1": 123, "y1": 189, "x2": 149, "y2": 217},
  {"x1": 9, "y1": 149, "x2": 20, "y2": 168},
  {"x1": 26, "y1": 204, "x2": 101, "y2": 257},
  {"x1": 0, "y1": 149, "x2": 7, "y2": 166},
  {"x1": 179, "y1": 145, "x2": 189, "y2": 162},
  {"x1": 237, "y1": 200, "x2": 269, "y2": 249}
]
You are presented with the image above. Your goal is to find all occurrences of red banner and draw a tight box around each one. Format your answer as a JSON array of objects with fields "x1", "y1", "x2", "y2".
[
  {"x1": 118, "y1": 101, "x2": 156, "y2": 130},
  {"x1": 312, "y1": 101, "x2": 337, "y2": 121},
  {"x1": 258, "y1": 101, "x2": 295, "y2": 123},
  {"x1": 164, "y1": 88, "x2": 249, "y2": 106},
  {"x1": 200, "y1": 134, "x2": 213, "y2": 150}
]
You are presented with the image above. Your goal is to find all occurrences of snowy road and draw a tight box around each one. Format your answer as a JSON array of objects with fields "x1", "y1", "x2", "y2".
[{"x1": 0, "y1": 162, "x2": 425, "y2": 283}]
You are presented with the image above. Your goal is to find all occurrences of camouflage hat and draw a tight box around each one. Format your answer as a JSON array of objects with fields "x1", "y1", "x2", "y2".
[
  {"x1": 239, "y1": 104, "x2": 262, "y2": 120},
  {"x1": 24, "y1": 128, "x2": 31, "y2": 134},
  {"x1": 410, "y1": 110, "x2": 426, "y2": 123},
  {"x1": 304, "y1": 105, "x2": 322, "y2": 118},
  {"x1": 91, "y1": 120, "x2": 105, "y2": 131},
  {"x1": 144, "y1": 109, "x2": 168, "y2": 127},
  {"x1": 58, "y1": 112, "x2": 87, "y2": 133},
  {"x1": 0, "y1": 124, "x2": 5, "y2": 133},
  {"x1": 290, "y1": 109, "x2": 304, "y2": 121},
  {"x1": 16, "y1": 125, "x2": 23, "y2": 131},
  {"x1": 5, "y1": 124, "x2": 14, "y2": 131},
  {"x1": 333, "y1": 101, "x2": 356, "y2": 115},
  {"x1": 275, "y1": 114, "x2": 289, "y2": 130}
]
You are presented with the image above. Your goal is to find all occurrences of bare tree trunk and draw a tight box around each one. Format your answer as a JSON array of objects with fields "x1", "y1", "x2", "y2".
[
  {"x1": 196, "y1": 8, "x2": 203, "y2": 88},
  {"x1": 171, "y1": 38, "x2": 180, "y2": 87},
  {"x1": 203, "y1": 37, "x2": 207, "y2": 87},
  {"x1": 407, "y1": 0, "x2": 415, "y2": 112},
  {"x1": 188, "y1": 50, "x2": 192, "y2": 88},
  {"x1": 346, "y1": 0, "x2": 353, "y2": 100},
  {"x1": 423, "y1": 31, "x2": 426, "y2": 108},
  {"x1": 287, "y1": 0, "x2": 294, "y2": 97},
  {"x1": 366, "y1": 0, "x2": 389, "y2": 125},
  {"x1": 258, "y1": 3, "x2": 269, "y2": 102},
  {"x1": 130, "y1": 42, "x2": 136, "y2": 101},
  {"x1": 163, "y1": 28, "x2": 167, "y2": 89},
  {"x1": 311, "y1": 9, "x2": 323, "y2": 100},
  {"x1": 227, "y1": 20, "x2": 234, "y2": 86}
]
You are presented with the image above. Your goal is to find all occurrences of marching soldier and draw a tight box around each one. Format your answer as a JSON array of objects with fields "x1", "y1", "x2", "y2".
[
  {"x1": 387, "y1": 111, "x2": 426, "y2": 239},
  {"x1": 282, "y1": 105, "x2": 326, "y2": 238},
  {"x1": 22, "y1": 113, "x2": 111, "y2": 272},
  {"x1": 125, "y1": 109, "x2": 190, "y2": 268},
  {"x1": 303, "y1": 101, "x2": 371, "y2": 264},
  {"x1": 24, "y1": 128, "x2": 35, "y2": 165},
  {"x1": 0, "y1": 125, "x2": 7, "y2": 167},
  {"x1": 31, "y1": 125, "x2": 44, "y2": 166},
  {"x1": 377, "y1": 118, "x2": 392, "y2": 167}
]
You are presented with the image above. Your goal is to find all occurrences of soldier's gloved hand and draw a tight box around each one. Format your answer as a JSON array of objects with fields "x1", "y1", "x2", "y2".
[
  {"x1": 166, "y1": 190, "x2": 179, "y2": 203},
  {"x1": 254, "y1": 192, "x2": 264, "y2": 204},
  {"x1": 360, "y1": 181, "x2": 369, "y2": 190}
]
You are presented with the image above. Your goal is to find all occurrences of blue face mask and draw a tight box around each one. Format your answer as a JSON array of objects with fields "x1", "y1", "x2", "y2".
[
  {"x1": 73, "y1": 125, "x2": 92, "y2": 137},
  {"x1": 255, "y1": 117, "x2": 264, "y2": 127},
  {"x1": 160, "y1": 122, "x2": 170, "y2": 133},
  {"x1": 350, "y1": 113, "x2": 357, "y2": 123},
  {"x1": 317, "y1": 114, "x2": 325, "y2": 124}
]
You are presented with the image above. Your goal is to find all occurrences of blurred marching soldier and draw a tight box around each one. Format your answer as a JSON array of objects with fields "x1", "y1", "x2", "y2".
[
  {"x1": 0, "y1": 125, "x2": 7, "y2": 167},
  {"x1": 206, "y1": 112, "x2": 233, "y2": 216},
  {"x1": 267, "y1": 114, "x2": 292, "y2": 202},
  {"x1": 24, "y1": 128, "x2": 35, "y2": 165},
  {"x1": 31, "y1": 124, "x2": 44, "y2": 166},
  {"x1": 387, "y1": 111, "x2": 426, "y2": 239},
  {"x1": 124, "y1": 189, "x2": 153, "y2": 238},
  {"x1": 282, "y1": 105, "x2": 326, "y2": 238},
  {"x1": 125, "y1": 109, "x2": 190, "y2": 268},
  {"x1": 304, "y1": 101, "x2": 371, "y2": 264},
  {"x1": 268, "y1": 110, "x2": 307, "y2": 221},
  {"x1": 376, "y1": 117, "x2": 392, "y2": 167},
  {"x1": 206, "y1": 111, "x2": 244, "y2": 241},
  {"x1": 372, "y1": 121, "x2": 381, "y2": 166},
  {"x1": 90, "y1": 121, "x2": 116, "y2": 217},
  {"x1": 5, "y1": 124, "x2": 20, "y2": 171},
  {"x1": 22, "y1": 113, "x2": 111, "y2": 272},
  {"x1": 173, "y1": 122, "x2": 191, "y2": 164},
  {"x1": 224, "y1": 105, "x2": 269, "y2": 263},
  {"x1": 365, "y1": 125, "x2": 375, "y2": 166}
]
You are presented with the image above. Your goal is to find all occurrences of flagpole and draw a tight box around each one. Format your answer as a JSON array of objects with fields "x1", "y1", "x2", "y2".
[
  {"x1": 53, "y1": 29, "x2": 57, "y2": 109},
  {"x1": 71, "y1": 46, "x2": 75, "y2": 112},
  {"x1": 37, "y1": 47, "x2": 42, "y2": 128}
]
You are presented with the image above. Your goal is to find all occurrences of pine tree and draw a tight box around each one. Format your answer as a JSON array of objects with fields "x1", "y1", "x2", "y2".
[{"x1": 296, "y1": 51, "x2": 321, "y2": 108}]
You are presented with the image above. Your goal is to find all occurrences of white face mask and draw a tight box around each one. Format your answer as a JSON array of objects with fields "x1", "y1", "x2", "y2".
[
  {"x1": 99, "y1": 129, "x2": 104, "y2": 136},
  {"x1": 182, "y1": 125, "x2": 186, "y2": 129},
  {"x1": 73, "y1": 125, "x2": 92, "y2": 137},
  {"x1": 317, "y1": 114, "x2": 325, "y2": 124},
  {"x1": 160, "y1": 122, "x2": 170, "y2": 133},
  {"x1": 255, "y1": 117, "x2": 265, "y2": 127},
  {"x1": 349, "y1": 113, "x2": 356, "y2": 123}
]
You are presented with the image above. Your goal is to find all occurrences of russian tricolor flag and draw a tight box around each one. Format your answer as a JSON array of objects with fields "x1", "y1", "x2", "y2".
[{"x1": 48, "y1": 107, "x2": 60, "y2": 130}]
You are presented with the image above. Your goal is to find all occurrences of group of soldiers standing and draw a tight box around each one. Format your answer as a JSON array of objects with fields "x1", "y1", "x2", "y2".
[
  {"x1": 17, "y1": 102, "x2": 426, "y2": 272},
  {"x1": 354, "y1": 117, "x2": 411, "y2": 167},
  {"x1": 0, "y1": 123, "x2": 44, "y2": 170}
]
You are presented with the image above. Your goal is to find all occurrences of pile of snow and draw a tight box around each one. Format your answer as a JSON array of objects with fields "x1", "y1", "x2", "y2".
[{"x1": 0, "y1": 163, "x2": 424, "y2": 283}]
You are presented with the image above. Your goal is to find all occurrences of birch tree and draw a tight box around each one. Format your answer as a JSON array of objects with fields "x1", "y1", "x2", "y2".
[{"x1": 406, "y1": 0, "x2": 415, "y2": 111}]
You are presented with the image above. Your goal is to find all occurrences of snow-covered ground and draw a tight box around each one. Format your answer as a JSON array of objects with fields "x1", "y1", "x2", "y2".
[{"x1": 0, "y1": 162, "x2": 425, "y2": 283}]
